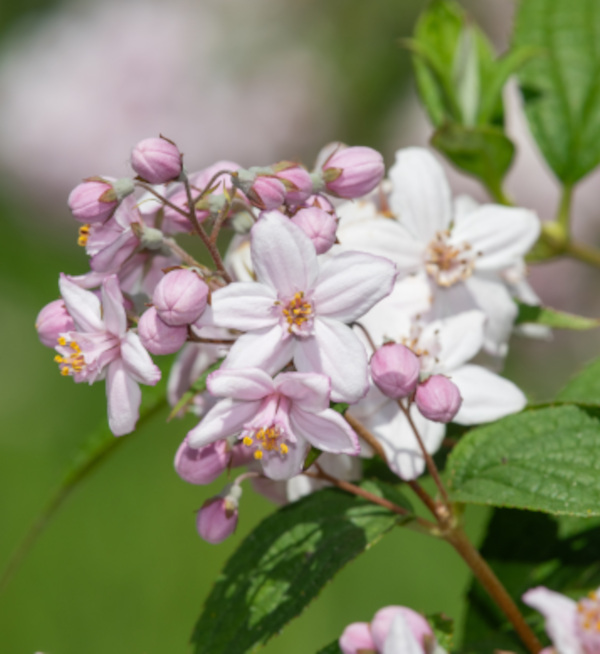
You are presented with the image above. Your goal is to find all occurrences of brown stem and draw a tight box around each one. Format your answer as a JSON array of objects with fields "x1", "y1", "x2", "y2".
[
  {"x1": 407, "y1": 480, "x2": 438, "y2": 517},
  {"x1": 445, "y1": 527, "x2": 542, "y2": 654},
  {"x1": 162, "y1": 237, "x2": 206, "y2": 271},
  {"x1": 187, "y1": 333, "x2": 236, "y2": 345}
]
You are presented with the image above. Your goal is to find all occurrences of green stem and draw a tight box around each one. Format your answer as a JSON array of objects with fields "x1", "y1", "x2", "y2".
[
  {"x1": 556, "y1": 183, "x2": 574, "y2": 233},
  {"x1": 565, "y1": 240, "x2": 600, "y2": 268},
  {"x1": 485, "y1": 177, "x2": 513, "y2": 206}
]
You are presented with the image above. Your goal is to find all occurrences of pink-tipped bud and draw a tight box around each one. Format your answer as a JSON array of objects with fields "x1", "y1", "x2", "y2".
[
  {"x1": 35, "y1": 299, "x2": 75, "y2": 348},
  {"x1": 273, "y1": 162, "x2": 313, "y2": 206},
  {"x1": 175, "y1": 439, "x2": 230, "y2": 485},
  {"x1": 291, "y1": 207, "x2": 337, "y2": 254},
  {"x1": 371, "y1": 606, "x2": 433, "y2": 652},
  {"x1": 131, "y1": 136, "x2": 182, "y2": 184},
  {"x1": 68, "y1": 178, "x2": 134, "y2": 224},
  {"x1": 321, "y1": 146, "x2": 384, "y2": 199},
  {"x1": 153, "y1": 269, "x2": 209, "y2": 326},
  {"x1": 196, "y1": 486, "x2": 241, "y2": 544},
  {"x1": 233, "y1": 169, "x2": 286, "y2": 210},
  {"x1": 370, "y1": 344, "x2": 420, "y2": 399},
  {"x1": 137, "y1": 306, "x2": 188, "y2": 355},
  {"x1": 339, "y1": 622, "x2": 376, "y2": 654},
  {"x1": 415, "y1": 375, "x2": 462, "y2": 423}
]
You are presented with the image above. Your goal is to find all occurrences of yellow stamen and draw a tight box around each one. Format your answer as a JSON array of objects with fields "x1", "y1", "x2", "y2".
[
  {"x1": 57, "y1": 336, "x2": 67, "y2": 346},
  {"x1": 243, "y1": 436, "x2": 253, "y2": 447},
  {"x1": 280, "y1": 443, "x2": 289, "y2": 454},
  {"x1": 77, "y1": 224, "x2": 90, "y2": 247},
  {"x1": 60, "y1": 367, "x2": 70, "y2": 376},
  {"x1": 254, "y1": 450, "x2": 263, "y2": 460}
]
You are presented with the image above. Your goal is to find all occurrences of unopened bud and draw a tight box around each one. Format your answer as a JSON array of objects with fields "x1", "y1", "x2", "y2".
[
  {"x1": 153, "y1": 269, "x2": 209, "y2": 326},
  {"x1": 321, "y1": 146, "x2": 384, "y2": 199},
  {"x1": 415, "y1": 375, "x2": 462, "y2": 423},
  {"x1": 137, "y1": 306, "x2": 188, "y2": 355},
  {"x1": 371, "y1": 606, "x2": 433, "y2": 653},
  {"x1": 233, "y1": 169, "x2": 286, "y2": 210},
  {"x1": 370, "y1": 344, "x2": 420, "y2": 399},
  {"x1": 35, "y1": 299, "x2": 75, "y2": 348},
  {"x1": 175, "y1": 439, "x2": 230, "y2": 485},
  {"x1": 291, "y1": 207, "x2": 337, "y2": 254},
  {"x1": 68, "y1": 177, "x2": 134, "y2": 223},
  {"x1": 196, "y1": 485, "x2": 241, "y2": 544},
  {"x1": 273, "y1": 162, "x2": 313, "y2": 206},
  {"x1": 131, "y1": 136, "x2": 182, "y2": 184}
]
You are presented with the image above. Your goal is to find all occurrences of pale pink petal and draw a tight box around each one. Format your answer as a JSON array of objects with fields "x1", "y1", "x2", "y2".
[
  {"x1": 261, "y1": 439, "x2": 308, "y2": 480},
  {"x1": 522, "y1": 587, "x2": 581, "y2": 654},
  {"x1": 207, "y1": 368, "x2": 275, "y2": 400},
  {"x1": 106, "y1": 359, "x2": 142, "y2": 436},
  {"x1": 90, "y1": 229, "x2": 138, "y2": 273},
  {"x1": 120, "y1": 332, "x2": 161, "y2": 386},
  {"x1": 313, "y1": 251, "x2": 397, "y2": 323},
  {"x1": 222, "y1": 325, "x2": 296, "y2": 375},
  {"x1": 451, "y1": 365, "x2": 526, "y2": 425},
  {"x1": 452, "y1": 205, "x2": 540, "y2": 271},
  {"x1": 250, "y1": 211, "x2": 318, "y2": 296},
  {"x1": 372, "y1": 606, "x2": 432, "y2": 653},
  {"x1": 210, "y1": 282, "x2": 278, "y2": 331},
  {"x1": 274, "y1": 372, "x2": 330, "y2": 413},
  {"x1": 339, "y1": 622, "x2": 376, "y2": 654},
  {"x1": 59, "y1": 273, "x2": 104, "y2": 333},
  {"x1": 294, "y1": 318, "x2": 368, "y2": 403},
  {"x1": 388, "y1": 148, "x2": 452, "y2": 241},
  {"x1": 382, "y1": 613, "x2": 427, "y2": 654},
  {"x1": 101, "y1": 275, "x2": 127, "y2": 338},
  {"x1": 187, "y1": 398, "x2": 262, "y2": 448},
  {"x1": 290, "y1": 406, "x2": 359, "y2": 454}
]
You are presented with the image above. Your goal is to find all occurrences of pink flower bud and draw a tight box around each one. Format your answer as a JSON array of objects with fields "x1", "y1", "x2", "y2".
[
  {"x1": 371, "y1": 606, "x2": 433, "y2": 652},
  {"x1": 291, "y1": 207, "x2": 337, "y2": 254},
  {"x1": 339, "y1": 622, "x2": 376, "y2": 654},
  {"x1": 322, "y1": 146, "x2": 384, "y2": 199},
  {"x1": 153, "y1": 269, "x2": 209, "y2": 326},
  {"x1": 35, "y1": 299, "x2": 75, "y2": 348},
  {"x1": 68, "y1": 180, "x2": 116, "y2": 223},
  {"x1": 370, "y1": 344, "x2": 420, "y2": 399},
  {"x1": 137, "y1": 306, "x2": 188, "y2": 355},
  {"x1": 274, "y1": 163, "x2": 313, "y2": 206},
  {"x1": 196, "y1": 488, "x2": 240, "y2": 544},
  {"x1": 415, "y1": 375, "x2": 462, "y2": 423},
  {"x1": 249, "y1": 175, "x2": 286, "y2": 210},
  {"x1": 131, "y1": 136, "x2": 182, "y2": 184},
  {"x1": 174, "y1": 439, "x2": 230, "y2": 485}
]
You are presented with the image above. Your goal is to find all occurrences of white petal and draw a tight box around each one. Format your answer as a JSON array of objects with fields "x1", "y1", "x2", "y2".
[
  {"x1": 382, "y1": 614, "x2": 425, "y2": 654},
  {"x1": 452, "y1": 205, "x2": 541, "y2": 271},
  {"x1": 106, "y1": 359, "x2": 142, "y2": 436},
  {"x1": 261, "y1": 440, "x2": 308, "y2": 480},
  {"x1": 522, "y1": 587, "x2": 581, "y2": 654},
  {"x1": 211, "y1": 282, "x2": 278, "y2": 331},
  {"x1": 251, "y1": 211, "x2": 318, "y2": 296},
  {"x1": 294, "y1": 318, "x2": 368, "y2": 403},
  {"x1": 59, "y1": 273, "x2": 103, "y2": 333},
  {"x1": 389, "y1": 148, "x2": 452, "y2": 241},
  {"x1": 273, "y1": 372, "x2": 331, "y2": 413},
  {"x1": 452, "y1": 364, "x2": 526, "y2": 425},
  {"x1": 453, "y1": 194, "x2": 479, "y2": 220},
  {"x1": 187, "y1": 398, "x2": 261, "y2": 448},
  {"x1": 222, "y1": 325, "x2": 296, "y2": 375},
  {"x1": 290, "y1": 406, "x2": 359, "y2": 454},
  {"x1": 313, "y1": 251, "x2": 397, "y2": 323},
  {"x1": 101, "y1": 275, "x2": 127, "y2": 338},
  {"x1": 120, "y1": 332, "x2": 161, "y2": 386},
  {"x1": 207, "y1": 368, "x2": 274, "y2": 400}
]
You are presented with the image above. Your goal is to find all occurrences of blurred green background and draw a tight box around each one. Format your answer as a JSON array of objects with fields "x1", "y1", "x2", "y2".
[{"x1": 1, "y1": 1, "x2": 600, "y2": 653}]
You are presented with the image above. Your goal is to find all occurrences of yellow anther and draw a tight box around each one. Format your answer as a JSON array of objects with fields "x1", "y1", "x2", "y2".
[
  {"x1": 54, "y1": 355, "x2": 64, "y2": 363},
  {"x1": 77, "y1": 224, "x2": 90, "y2": 247},
  {"x1": 280, "y1": 443, "x2": 289, "y2": 455},
  {"x1": 243, "y1": 436, "x2": 253, "y2": 447},
  {"x1": 596, "y1": 620, "x2": 600, "y2": 632},
  {"x1": 254, "y1": 451, "x2": 263, "y2": 460},
  {"x1": 590, "y1": 591, "x2": 597, "y2": 600},
  {"x1": 60, "y1": 367, "x2": 70, "y2": 376},
  {"x1": 57, "y1": 336, "x2": 67, "y2": 346},
  {"x1": 70, "y1": 342, "x2": 81, "y2": 352}
]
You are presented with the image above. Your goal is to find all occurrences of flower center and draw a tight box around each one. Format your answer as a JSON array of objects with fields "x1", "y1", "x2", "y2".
[
  {"x1": 278, "y1": 291, "x2": 314, "y2": 335},
  {"x1": 242, "y1": 425, "x2": 289, "y2": 460},
  {"x1": 78, "y1": 224, "x2": 90, "y2": 247},
  {"x1": 54, "y1": 336, "x2": 86, "y2": 376},
  {"x1": 576, "y1": 591, "x2": 600, "y2": 654},
  {"x1": 424, "y1": 230, "x2": 477, "y2": 287}
]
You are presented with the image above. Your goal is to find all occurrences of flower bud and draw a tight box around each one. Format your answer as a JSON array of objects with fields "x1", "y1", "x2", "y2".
[
  {"x1": 339, "y1": 622, "x2": 376, "y2": 654},
  {"x1": 196, "y1": 485, "x2": 241, "y2": 544},
  {"x1": 415, "y1": 375, "x2": 462, "y2": 423},
  {"x1": 68, "y1": 178, "x2": 133, "y2": 224},
  {"x1": 233, "y1": 169, "x2": 286, "y2": 210},
  {"x1": 273, "y1": 162, "x2": 313, "y2": 206},
  {"x1": 153, "y1": 269, "x2": 209, "y2": 326},
  {"x1": 174, "y1": 439, "x2": 230, "y2": 485},
  {"x1": 131, "y1": 136, "x2": 182, "y2": 184},
  {"x1": 321, "y1": 146, "x2": 384, "y2": 199},
  {"x1": 137, "y1": 306, "x2": 188, "y2": 355},
  {"x1": 291, "y1": 206, "x2": 337, "y2": 254},
  {"x1": 371, "y1": 606, "x2": 433, "y2": 653},
  {"x1": 370, "y1": 344, "x2": 420, "y2": 399},
  {"x1": 35, "y1": 299, "x2": 75, "y2": 348}
]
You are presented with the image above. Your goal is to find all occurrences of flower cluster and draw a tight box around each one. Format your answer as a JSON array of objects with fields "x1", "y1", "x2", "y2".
[{"x1": 36, "y1": 136, "x2": 538, "y2": 543}]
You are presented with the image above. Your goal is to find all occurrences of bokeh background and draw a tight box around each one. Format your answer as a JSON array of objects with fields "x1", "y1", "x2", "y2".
[{"x1": 2, "y1": 1, "x2": 600, "y2": 652}]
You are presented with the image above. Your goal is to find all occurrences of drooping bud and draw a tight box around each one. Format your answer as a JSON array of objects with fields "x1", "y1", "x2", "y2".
[
  {"x1": 131, "y1": 136, "x2": 182, "y2": 184},
  {"x1": 137, "y1": 306, "x2": 188, "y2": 355},
  {"x1": 320, "y1": 146, "x2": 384, "y2": 199},
  {"x1": 153, "y1": 269, "x2": 209, "y2": 326},
  {"x1": 415, "y1": 375, "x2": 462, "y2": 423},
  {"x1": 232, "y1": 168, "x2": 286, "y2": 210},
  {"x1": 68, "y1": 177, "x2": 134, "y2": 223},
  {"x1": 196, "y1": 485, "x2": 241, "y2": 544},
  {"x1": 291, "y1": 206, "x2": 337, "y2": 254},
  {"x1": 370, "y1": 344, "x2": 420, "y2": 399},
  {"x1": 174, "y1": 439, "x2": 230, "y2": 485},
  {"x1": 272, "y1": 162, "x2": 313, "y2": 206},
  {"x1": 35, "y1": 299, "x2": 75, "y2": 348}
]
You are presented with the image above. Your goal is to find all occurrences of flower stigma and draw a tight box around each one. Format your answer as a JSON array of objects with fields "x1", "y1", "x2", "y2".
[{"x1": 424, "y1": 230, "x2": 478, "y2": 287}]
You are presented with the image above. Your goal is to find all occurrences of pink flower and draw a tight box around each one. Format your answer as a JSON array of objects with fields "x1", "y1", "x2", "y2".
[
  {"x1": 211, "y1": 211, "x2": 397, "y2": 403},
  {"x1": 196, "y1": 486, "x2": 241, "y2": 544},
  {"x1": 35, "y1": 299, "x2": 75, "y2": 348},
  {"x1": 55, "y1": 274, "x2": 161, "y2": 435},
  {"x1": 187, "y1": 368, "x2": 359, "y2": 480}
]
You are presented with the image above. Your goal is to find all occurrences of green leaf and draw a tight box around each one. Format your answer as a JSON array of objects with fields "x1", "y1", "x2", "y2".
[
  {"x1": 191, "y1": 481, "x2": 414, "y2": 654},
  {"x1": 428, "y1": 613, "x2": 454, "y2": 652},
  {"x1": 167, "y1": 357, "x2": 224, "y2": 420},
  {"x1": 556, "y1": 356, "x2": 600, "y2": 405},
  {"x1": 513, "y1": 0, "x2": 600, "y2": 184},
  {"x1": 330, "y1": 402, "x2": 349, "y2": 415},
  {"x1": 316, "y1": 641, "x2": 342, "y2": 654},
  {"x1": 446, "y1": 405, "x2": 600, "y2": 517},
  {"x1": 515, "y1": 301, "x2": 600, "y2": 330},
  {"x1": 303, "y1": 447, "x2": 322, "y2": 471},
  {"x1": 0, "y1": 383, "x2": 168, "y2": 593}
]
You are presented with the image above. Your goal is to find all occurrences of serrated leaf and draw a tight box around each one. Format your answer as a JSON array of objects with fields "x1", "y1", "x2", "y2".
[
  {"x1": 191, "y1": 481, "x2": 413, "y2": 654},
  {"x1": 446, "y1": 405, "x2": 600, "y2": 517},
  {"x1": 556, "y1": 356, "x2": 600, "y2": 405},
  {"x1": 514, "y1": 0, "x2": 600, "y2": 184},
  {"x1": 515, "y1": 301, "x2": 600, "y2": 330}
]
